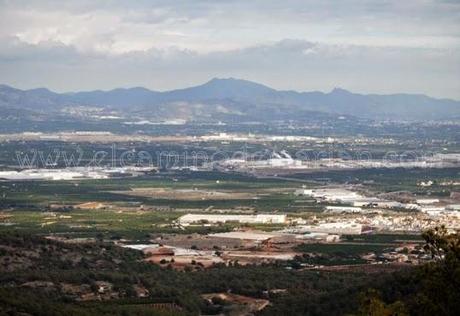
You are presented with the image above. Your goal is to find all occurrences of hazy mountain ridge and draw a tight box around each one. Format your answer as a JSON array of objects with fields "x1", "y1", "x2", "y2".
[{"x1": 1, "y1": 78, "x2": 459, "y2": 121}]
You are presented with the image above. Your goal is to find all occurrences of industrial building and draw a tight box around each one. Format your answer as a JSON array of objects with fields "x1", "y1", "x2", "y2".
[
  {"x1": 208, "y1": 231, "x2": 278, "y2": 241},
  {"x1": 324, "y1": 206, "x2": 364, "y2": 213},
  {"x1": 296, "y1": 188, "x2": 366, "y2": 203},
  {"x1": 210, "y1": 151, "x2": 304, "y2": 170},
  {"x1": 447, "y1": 205, "x2": 460, "y2": 211},
  {"x1": 295, "y1": 222, "x2": 363, "y2": 235},
  {"x1": 0, "y1": 166, "x2": 154, "y2": 181},
  {"x1": 416, "y1": 199, "x2": 440, "y2": 205},
  {"x1": 178, "y1": 214, "x2": 287, "y2": 225}
]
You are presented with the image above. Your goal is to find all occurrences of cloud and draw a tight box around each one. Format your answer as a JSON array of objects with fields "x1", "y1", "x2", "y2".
[
  {"x1": 0, "y1": 0, "x2": 459, "y2": 98},
  {"x1": 2, "y1": 0, "x2": 460, "y2": 54}
]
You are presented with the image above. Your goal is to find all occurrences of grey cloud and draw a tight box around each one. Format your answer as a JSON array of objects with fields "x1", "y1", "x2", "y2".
[
  {"x1": 1, "y1": 38, "x2": 458, "y2": 99},
  {"x1": 0, "y1": 0, "x2": 459, "y2": 98}
]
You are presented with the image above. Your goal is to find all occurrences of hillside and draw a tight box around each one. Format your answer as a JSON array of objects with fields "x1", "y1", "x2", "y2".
[{"x1": 1, "y1": 78, "x2": 459, "y2": 121}]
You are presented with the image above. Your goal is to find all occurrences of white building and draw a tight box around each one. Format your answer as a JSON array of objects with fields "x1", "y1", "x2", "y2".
[
  {"x1": 178, "y1": 214, "x2": 287, "y2": 225},
  {"x1": 446, "y1": 205, "x2": 460, "y2": 211},
  {"x1": 208, "y1": 231, "x2": 277, "y2": 241},
  {"x1": 416, "y1": 199, "x2": 440, "y2": 205},
  {"x1": 295, "y1": 222, "x2": 363, "y2": 235},
  {"x1": 324, "y1": 206, "x2": 364, "y2": 213},
  {"x1": 294, "y1": 189, "x2": 314, "y2": 196},
  {"x1": 299, "y1": 188, "x2": 366, "y2": 204},
  {"x1": 420, "y1": 207, "x2": 446, "y2": 215}
]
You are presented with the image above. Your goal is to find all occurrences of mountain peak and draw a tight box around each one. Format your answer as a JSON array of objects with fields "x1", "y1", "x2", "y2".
[
  {"x1": 330, "y1": 87, "x2": 351, "y2": 95},
  {"x1": 205, "y1": 77, "x2": 263, "y2": 86},
  {"x1": 202, "y1": 77, "x2": 276, "y2": 92},
  {"x1": 28, "y1": 87, "x2": 53, "y2": 94},
  {"x1": 110, "y1": 86, "x2": 154, "y2": 93},
  {"x1": 1, "y1": 80, "x2": 459, "y2": 121},
  {"x1": 207, "y1": 77, "x2": 236, "y2": 83}
]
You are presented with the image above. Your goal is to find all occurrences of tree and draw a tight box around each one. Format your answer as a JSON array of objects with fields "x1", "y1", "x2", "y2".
[
  {"x1": 414, "y1": 226, "x2": 460, "y2": 315},
  {"x1": 355, "y1": 226, "x2": 460, "y2": 316},
  {"x1": 356, "y1": 289, "x2": 408, "y2": 316},
  {"x1": 422, "y1": 225, "x2": 454, "y2": 261}
]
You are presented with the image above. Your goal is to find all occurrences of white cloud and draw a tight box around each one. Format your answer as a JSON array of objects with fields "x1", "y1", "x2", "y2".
[{"x1": 0, "y1": 0, "x2": 459, "y2": 98}]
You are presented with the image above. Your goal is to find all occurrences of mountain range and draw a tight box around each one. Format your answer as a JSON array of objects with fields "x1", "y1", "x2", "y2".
[{"x1": 1, "y1": 78, "x2": 459, "y2": 122}]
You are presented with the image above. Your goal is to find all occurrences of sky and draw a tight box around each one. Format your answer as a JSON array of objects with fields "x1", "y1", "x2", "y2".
[{"x1": 0, "y1": 0, "x2": 459, "y2": 98}]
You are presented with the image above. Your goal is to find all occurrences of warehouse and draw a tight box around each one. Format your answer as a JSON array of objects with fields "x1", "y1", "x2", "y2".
[
  {"x1": 324, "y1": 206, "x2": 364, "y2": 213},
  {"x1": 178, "y1": 214, "x2": 287, "y2": 225},
  {"x1": 296, "y1": 222, "x2": 363, "y2": 235},
  {"x1": 208, "y1": 231, "x2": 278, "y2": 241}
]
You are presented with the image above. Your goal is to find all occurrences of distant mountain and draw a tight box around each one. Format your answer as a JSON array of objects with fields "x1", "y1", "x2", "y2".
[
  {"x1": 66, "y1": 87, "x2": 159, "y2": 107},
  {"x1": 159, "y1": 77, "x2": 278, "y2": 101},
  {"x1": 0, "y1": 84, "x2": 69, "y2": 112},
  {"x1": 1, "y1": 78, "x2": 459, "y2": 121}
]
